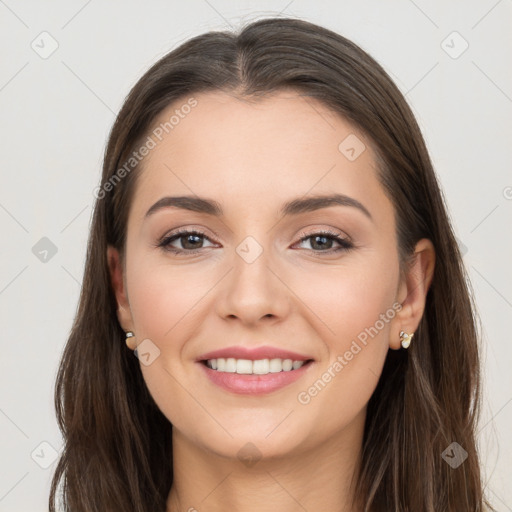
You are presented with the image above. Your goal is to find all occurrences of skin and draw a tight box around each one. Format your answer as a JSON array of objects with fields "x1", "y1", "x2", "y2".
[{"x1": 107, "y1": 89, "x2": 435, "y2": 512}]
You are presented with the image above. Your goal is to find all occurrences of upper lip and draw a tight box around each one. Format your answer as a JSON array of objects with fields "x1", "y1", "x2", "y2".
[{"x1": 196, "y1": 345, "x2": 314, "y2": 362}]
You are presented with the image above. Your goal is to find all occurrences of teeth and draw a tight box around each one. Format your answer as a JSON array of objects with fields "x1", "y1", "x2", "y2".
[
  {"x1": 236, "y1": 359, "x2": 252, "y2": 374},
  {"x1": 205, "y1": 357, "x2": 307, "y2": 374},
  {"x1": 225, "y1": 358, "x2": 236, "y2": 373},
  {"x1": 253, "y1": 359, "x2": 269, "y2": 374}
]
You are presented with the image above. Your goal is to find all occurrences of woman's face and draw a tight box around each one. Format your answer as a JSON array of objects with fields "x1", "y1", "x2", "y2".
[{"x1": 109, "y1": 89, "x2": 410, "y2": 461}]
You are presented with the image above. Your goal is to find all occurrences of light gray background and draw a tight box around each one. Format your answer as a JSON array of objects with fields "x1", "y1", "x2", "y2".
[{"x1": 0, "y1": 1, "x2": 511, "y2": 510}]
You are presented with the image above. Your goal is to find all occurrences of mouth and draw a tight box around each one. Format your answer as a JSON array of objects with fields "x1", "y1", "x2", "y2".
[{"x1": 195, "y1": 345, "x2": 315, "y2": 395}]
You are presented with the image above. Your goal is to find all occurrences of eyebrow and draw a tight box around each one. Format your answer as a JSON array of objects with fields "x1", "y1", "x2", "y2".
[{"x1": 144, "y1": 193, "x2": 372, "y2": 220}]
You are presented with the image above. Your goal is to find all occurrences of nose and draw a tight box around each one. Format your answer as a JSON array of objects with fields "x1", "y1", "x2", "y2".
[{"x1": 215, "y1": 244, "x2": 291, "y2": 326}]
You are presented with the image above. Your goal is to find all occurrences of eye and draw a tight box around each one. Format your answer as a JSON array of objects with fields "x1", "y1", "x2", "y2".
[
  {"x1": 294, "y1": 229, "x2": 353, "y2": 254},
  {"x1": 156, "y1": 228, "x2": 353, "y2": 256},
  {"x1": 157, "y1": 229, "x2": 216, "y2": 254}
]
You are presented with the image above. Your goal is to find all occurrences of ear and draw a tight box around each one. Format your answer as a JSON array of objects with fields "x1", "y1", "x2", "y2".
[
  {"x1": 390, "y1": 238, "x2": 435, "y2": 350},
  {"x1": 107, "y1": 245, "x2": 136, "y2": 349}
]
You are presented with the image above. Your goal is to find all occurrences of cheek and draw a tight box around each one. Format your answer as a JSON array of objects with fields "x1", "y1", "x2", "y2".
[
  {"x1": 293, "y1": 254, "x2": 399, "y2": 350},
  {"x1": 124, "y1": 258, "x2": 212, "y2": 428},
  {"x1": 290, "y1": 256, "x2": 399, "y2": 425},
  {"x1": 126, "y1": 256, "x2": 207, "y2": 342}
]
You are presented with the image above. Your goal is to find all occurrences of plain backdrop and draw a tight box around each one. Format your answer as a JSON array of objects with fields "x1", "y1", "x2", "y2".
[{"x1": 0, "y1": 1, "x2": 511, "y2": 510}]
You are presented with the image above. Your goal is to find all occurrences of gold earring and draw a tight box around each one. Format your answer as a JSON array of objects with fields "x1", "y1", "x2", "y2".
[
  {"x1": 125, "y1": 331, "x2": 135, "y2": 350},
  {"x1": 399, "y1": 330, "x2": 413, "y2": 349}
]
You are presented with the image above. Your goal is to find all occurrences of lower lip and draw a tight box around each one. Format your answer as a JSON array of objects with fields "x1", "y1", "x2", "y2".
[{"x1": 197, "y1": 361, "x2": 314, "y2": 395}]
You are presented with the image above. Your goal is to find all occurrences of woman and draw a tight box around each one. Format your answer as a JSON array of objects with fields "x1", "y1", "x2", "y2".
[{"x1": 49, "y1": 17, "x2": 495, "y2": 512}]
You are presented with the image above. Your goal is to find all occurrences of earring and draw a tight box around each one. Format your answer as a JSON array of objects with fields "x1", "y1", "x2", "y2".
[
  {"x1": 399, "y1": 330, "x2": 414, "y2": 349},
  {"x1": 125, "y1": 331, "x2": 135, "y2": 350}
]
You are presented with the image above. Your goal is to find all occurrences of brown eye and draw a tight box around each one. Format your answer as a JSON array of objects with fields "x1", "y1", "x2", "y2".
[
  {"x1": 295, "y1": 230, "x2": 353, "y2": 254},
  {"x1": 157, "y1": 230, "x2": 215, "y2": 254}
]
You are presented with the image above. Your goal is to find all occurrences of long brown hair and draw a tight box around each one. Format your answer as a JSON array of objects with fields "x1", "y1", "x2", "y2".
[{"x1": 49, "y1": 17, "x2": 494, "y2": 511}]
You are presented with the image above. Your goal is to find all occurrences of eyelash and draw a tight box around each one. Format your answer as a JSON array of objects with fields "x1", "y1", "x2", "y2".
[{"x1": 156, "y1": 228, "x2": 354, "y2": 256}]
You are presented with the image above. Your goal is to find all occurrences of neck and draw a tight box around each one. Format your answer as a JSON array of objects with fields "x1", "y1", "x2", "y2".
[{"x1": 166, "y1": 409, "x2": 365, "y2": 512}]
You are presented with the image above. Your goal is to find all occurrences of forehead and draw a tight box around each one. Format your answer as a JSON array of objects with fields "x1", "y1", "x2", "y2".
[{"x1": 130, "y1": 89, "x2": 389, "y2": 222}]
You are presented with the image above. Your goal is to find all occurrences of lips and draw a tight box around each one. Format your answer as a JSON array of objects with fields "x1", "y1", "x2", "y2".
[
  {"x1": 195, "y1": 345, "x2": 315, "y2": 395},
  {"x1": 196, "y1": 345, "x2": 314, "y2": 362}
]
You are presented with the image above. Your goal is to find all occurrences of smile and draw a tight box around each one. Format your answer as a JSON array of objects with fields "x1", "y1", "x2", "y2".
[
  {"x1": 204, "y1": 357, "x2": 309, "y2": 374},
  {"x1": 195, "y1": 345, "x2": 315, "y2": 394}
]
